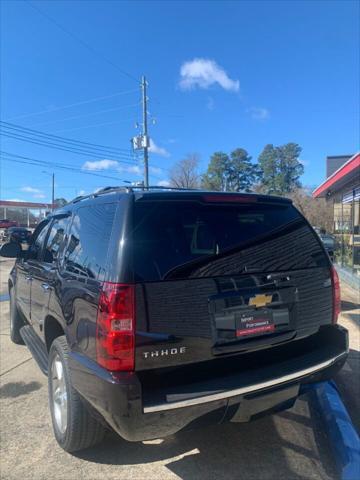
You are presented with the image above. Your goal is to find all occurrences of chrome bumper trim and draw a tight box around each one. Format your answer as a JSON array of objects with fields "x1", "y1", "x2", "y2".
[{"x1": 143, "y1": 352, "x2": 347, "y2": 413}]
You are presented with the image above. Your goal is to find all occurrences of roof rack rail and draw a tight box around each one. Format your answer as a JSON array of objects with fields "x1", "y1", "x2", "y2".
[{"x1": 68, "y1": 185, "x2": 200, "y2": 205}]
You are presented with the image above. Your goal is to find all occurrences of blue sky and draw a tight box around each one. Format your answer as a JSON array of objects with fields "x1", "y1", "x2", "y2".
[{"x1": 1, "y1": 0, "x2": 359, "y2": 202}]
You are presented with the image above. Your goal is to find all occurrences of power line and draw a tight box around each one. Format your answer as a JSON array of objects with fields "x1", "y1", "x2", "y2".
[
  {"x1": 28, "y1": 1, "x2": 139, "y2": 83},
  {"x1": 0, "y1": 132, "x2": 137, "y2": 163},
  {"x1": 0, "y1": 152, "x2": 127, "y2": 182},
  {"x1": 5, "y1": 88, "x2": 139, "y2": 122},
  {"x1": 1, "y1": 151, "x2": 165, "y2": 180},
  {"x1": 1, "y1": 121, "x2": 134, "y2": 155},
  {"x1": 53, "y1": 119, "x2": 132, "y2": 134},
  {"x1": 30, "y1": 102, "x2": 141, "y2": 128}
]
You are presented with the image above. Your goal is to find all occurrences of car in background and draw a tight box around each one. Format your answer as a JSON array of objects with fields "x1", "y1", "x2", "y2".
[
  {"x1": 313, "y1": 227, "x2": 336, "y2": 261},
  {"x1": 3, "y1": 227, "x2": 31, "y2": 245},
  {"x1": 0, "y1": 219, "x2": 18, "y2": 229}
]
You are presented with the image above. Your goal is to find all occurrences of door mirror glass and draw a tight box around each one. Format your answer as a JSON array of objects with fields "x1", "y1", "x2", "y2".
[{"x1": 0, "y1": 242, "x2": 23, "y2": 258}]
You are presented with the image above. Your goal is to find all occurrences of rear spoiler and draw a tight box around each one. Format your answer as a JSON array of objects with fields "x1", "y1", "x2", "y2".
[{"x1": 135, "y1": 192, "x2": 292, "y2": 204}]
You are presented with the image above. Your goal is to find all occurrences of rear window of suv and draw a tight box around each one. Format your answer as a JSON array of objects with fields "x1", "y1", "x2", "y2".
[{"x1": 132, "y1": 200, "x2": 312, "y2": 281}]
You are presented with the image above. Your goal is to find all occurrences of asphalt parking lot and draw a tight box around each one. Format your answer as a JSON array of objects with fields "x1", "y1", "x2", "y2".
[{"x1": 0, "y1": 257, "x2": 359, "y2": 480}]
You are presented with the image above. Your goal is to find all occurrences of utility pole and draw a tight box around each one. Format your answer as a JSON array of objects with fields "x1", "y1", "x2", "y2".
[
  {"x1": 52, "y1": 173, "x2": 55, "y2": 211},
  {"x1": 141, "y1": 75, "x2": 149, "y2": 189},
  {"x1": 42, "y1": 170, "x2": 55, "y2": 211}
]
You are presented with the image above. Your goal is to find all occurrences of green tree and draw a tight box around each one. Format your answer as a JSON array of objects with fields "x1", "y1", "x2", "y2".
[
  {"x1": 277, "y1": 143, "x2": 304, "y2": 193},
  {"x1": 258, "y1": 144, "x2": 278, "y2": 193},
  {"x1": 201, "y1": 151, "x2": 230, "y2": 191},
  {"x1": 202, "y1": 149, "x2": 260, "y2": 192},
  {"x1": 228, "y1": 148, "x2": 260, "y2": 192},
  {"x1": 54, "y1": 198, "x2": 68, "y2": 208},
  {"x1": 258, "y1": 143, "x2": 304, "y2": 194}
]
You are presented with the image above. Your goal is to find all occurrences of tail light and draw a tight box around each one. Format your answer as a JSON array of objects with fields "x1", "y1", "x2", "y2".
[
  {"x1": 96, "y1": 283, "x2": 135, "y2": 371},
  {"x1": 331, "y1": 267, "x2": 341, "y2": 324}
]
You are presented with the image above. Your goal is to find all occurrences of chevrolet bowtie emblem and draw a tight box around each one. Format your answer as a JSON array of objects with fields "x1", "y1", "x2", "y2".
[{"x1": 248, "y1": 294, "x2": 273, "y2": 308}]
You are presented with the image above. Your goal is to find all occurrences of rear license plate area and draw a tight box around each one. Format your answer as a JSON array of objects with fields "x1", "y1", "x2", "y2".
[{"x1": 235, "y1": 309, "x2": 274, "y2": 338}]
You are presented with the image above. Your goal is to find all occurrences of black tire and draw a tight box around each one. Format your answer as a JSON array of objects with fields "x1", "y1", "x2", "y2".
[
  {"x1": 9, "y1": 287, "x2": 25, "y2": 345},
  {"x1": 48, "y1": 336, "x2": 106, "y2": 453}
]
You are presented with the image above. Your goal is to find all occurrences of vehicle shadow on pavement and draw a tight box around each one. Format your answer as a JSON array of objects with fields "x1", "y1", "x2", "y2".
[
  {"x1": 76, "y1": 395, "x2": 337, "y2": 480},
  {"x1": 341, "y1": 300, "x2": 360, "y2": 312},
  {"x1": 335, "y1": 348, "x2": 360, "y2": 433},
  {"x1": 0, "y1": 381, "x2": 42, "y2": 399}
]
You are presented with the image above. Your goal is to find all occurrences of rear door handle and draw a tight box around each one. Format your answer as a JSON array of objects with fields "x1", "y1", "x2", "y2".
[
  {"x1": 41, "y1": 283, "x2": 50, "y2": 291},
  {"x1": 25, "y1": 276, "x2": 33, "y2": 282}
]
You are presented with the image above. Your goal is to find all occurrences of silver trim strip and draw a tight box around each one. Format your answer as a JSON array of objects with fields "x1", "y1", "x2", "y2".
[{"x1": 143, "y1": 352, "x2": 347, "y2": 413}]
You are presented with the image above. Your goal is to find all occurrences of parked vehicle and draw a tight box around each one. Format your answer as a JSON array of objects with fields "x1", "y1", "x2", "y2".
[
  {"x1": 319, "y1": 233, "x2": 337, "y2": 260},
  {"x1": 313, "y1": 227, "x2": 337, "y2": 261},
  {"x1": 0, "y1": 219, "x2": 18, "y2": 229},
  {"x1": 1, "y1": 187, "x2": 348, "y2": 453},
  {"x1": 3, "y1": 227, "x2": 31, "y2": 244}
]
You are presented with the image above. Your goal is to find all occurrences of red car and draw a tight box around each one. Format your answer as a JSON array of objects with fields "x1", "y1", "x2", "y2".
[{"x1": 0, "y1": 219, "x2": 18, "y2": 229}]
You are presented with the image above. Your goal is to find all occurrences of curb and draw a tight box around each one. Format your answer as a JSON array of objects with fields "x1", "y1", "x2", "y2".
[{"x1": 311, "y1": 381, "x2": 360, "y2": 480}]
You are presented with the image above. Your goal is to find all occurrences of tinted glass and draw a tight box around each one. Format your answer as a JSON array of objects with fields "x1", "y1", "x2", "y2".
[
  {"x1": 64, "y1": 203, "x2": 116, "y2": 280},
  {"x1": 27, "y1": 220, "x2": 50, "y2": 260},
  {"x1": 133, "y1": 201, "x2": 311, "y2": 280},
  {"x1": 43, "y1": 217, "x2": 70, "y2": 263}
]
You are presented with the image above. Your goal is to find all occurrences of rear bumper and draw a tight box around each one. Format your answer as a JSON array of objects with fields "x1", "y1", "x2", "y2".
[
  {"x1": 143, "y1": 351, "x2": 346, "y2": 413},
  {"x1": 69, "y1": 325, "x2": 348, "y2": 442}
]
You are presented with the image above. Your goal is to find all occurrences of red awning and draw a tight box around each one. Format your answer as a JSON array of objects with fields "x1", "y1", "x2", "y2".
[
  {"x1": 0, "y1": 200, "x2": 54, "y2": 209},
  {"x1": 313, "y1": 153, "x2": 360, "y2": 198}
]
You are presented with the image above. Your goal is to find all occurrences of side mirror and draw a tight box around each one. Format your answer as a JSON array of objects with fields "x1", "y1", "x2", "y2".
[{"x1": 0, "y1": 242, "x2": 23, "y2": 258}]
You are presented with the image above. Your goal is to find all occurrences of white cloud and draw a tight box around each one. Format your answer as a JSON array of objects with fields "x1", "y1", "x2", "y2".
[
  {"x1": 82, "y1": 159, "x2": 143, "y2": 177},
  {"x1": 6, "y1": 198, "x2": 23, "y2": 202},
  {"x1": 149, "y1": 139, "x2": 170, "y2": 157},
  {"x1": 157, "y1": 180, "x2": 170, "y2": 187},
  {"x1": 20, "y1": 186, "x2": 46, "y2": 199},
  {"x1": 179, "y1": 58, "x2": 240, "y2": 92},
  {"x1": 247, "y1": 107, "x2": 270, "y2": 121},
  {"x1": 21, "y1": 186, "x2": 42, "y2": 193},
  {"x1": 82, "y1": 159, "x2": 119, "y2": 171},
  {"x1": 119, "y1": 165, "x2": 141, "y2": 175}
]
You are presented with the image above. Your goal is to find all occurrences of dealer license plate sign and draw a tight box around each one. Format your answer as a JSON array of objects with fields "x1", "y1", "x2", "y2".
[{"x1": 236, "y1": 310, "x2": 275, "y2": 338}]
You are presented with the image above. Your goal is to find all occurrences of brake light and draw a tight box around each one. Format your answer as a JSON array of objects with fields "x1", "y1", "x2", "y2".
[
  {"x1": 96, "y1": 283, "x2": 135, "y2": 371},
  {"x1": 331, "y1": 267, "x2": 341, "y2": 324},
  {"x1": 202, "y1": 195, "x2": 257, "y2": 203}
]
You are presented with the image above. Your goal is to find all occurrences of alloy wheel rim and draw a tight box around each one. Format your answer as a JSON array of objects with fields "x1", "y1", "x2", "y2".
[{"x1": 51, "y1": 354, "x2": 68, "y2": 434}]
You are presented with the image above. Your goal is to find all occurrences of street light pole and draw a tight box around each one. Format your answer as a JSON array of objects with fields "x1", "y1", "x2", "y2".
[
  {"x1": 42, "y1": 171, "x2": 55, "y2": 211},
  {"x1": 52, "y1": 173, "x2": 55, "y2": 211}
]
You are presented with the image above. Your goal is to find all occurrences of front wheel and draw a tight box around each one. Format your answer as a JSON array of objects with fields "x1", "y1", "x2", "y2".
[{"x1": 48, "y1": 336, "x2": 106, "y2": 452}]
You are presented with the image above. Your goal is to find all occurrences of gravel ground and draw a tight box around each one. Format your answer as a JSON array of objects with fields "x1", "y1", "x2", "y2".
[{"x1": 0, "y1": 258, "x2": 358, "y2": 480}]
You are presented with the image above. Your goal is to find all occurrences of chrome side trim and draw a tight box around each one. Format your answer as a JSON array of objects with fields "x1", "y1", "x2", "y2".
[{"x1": 143, "y1": 352, "x2": 347, "y2": 413}]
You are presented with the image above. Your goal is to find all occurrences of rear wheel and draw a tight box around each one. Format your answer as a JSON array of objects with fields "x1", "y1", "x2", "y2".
[
  {"x1": 9, "y1": 287, "x2": 25, "y2": 345},
  {"x1": 48, "y1": 336, "x2": 106, "y2": 452}
]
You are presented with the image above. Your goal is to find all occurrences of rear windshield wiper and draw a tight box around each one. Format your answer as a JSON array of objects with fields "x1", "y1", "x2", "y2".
[{"x1": 163, "y1": 218, "x2": 303, "y2": 280}]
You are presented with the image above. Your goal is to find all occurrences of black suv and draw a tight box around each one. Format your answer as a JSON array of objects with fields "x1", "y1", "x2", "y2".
[
  {"x1": 3, "y1": 226, "x2": 31, "y2": 244},
  {"x1": 1, "y1": 188, "x2": 348, "y2": 453}
]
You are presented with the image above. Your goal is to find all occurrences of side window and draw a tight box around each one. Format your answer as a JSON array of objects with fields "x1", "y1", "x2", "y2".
[
  {"x1": 64, "y1": 203, "x2": 116, "y2": 280},
  {"x1": 27, "y1": 220, "x2": 51, "y2": 260},
  {"x1": 43, "y1": 217, "x2": 70, "y2": 264}
]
